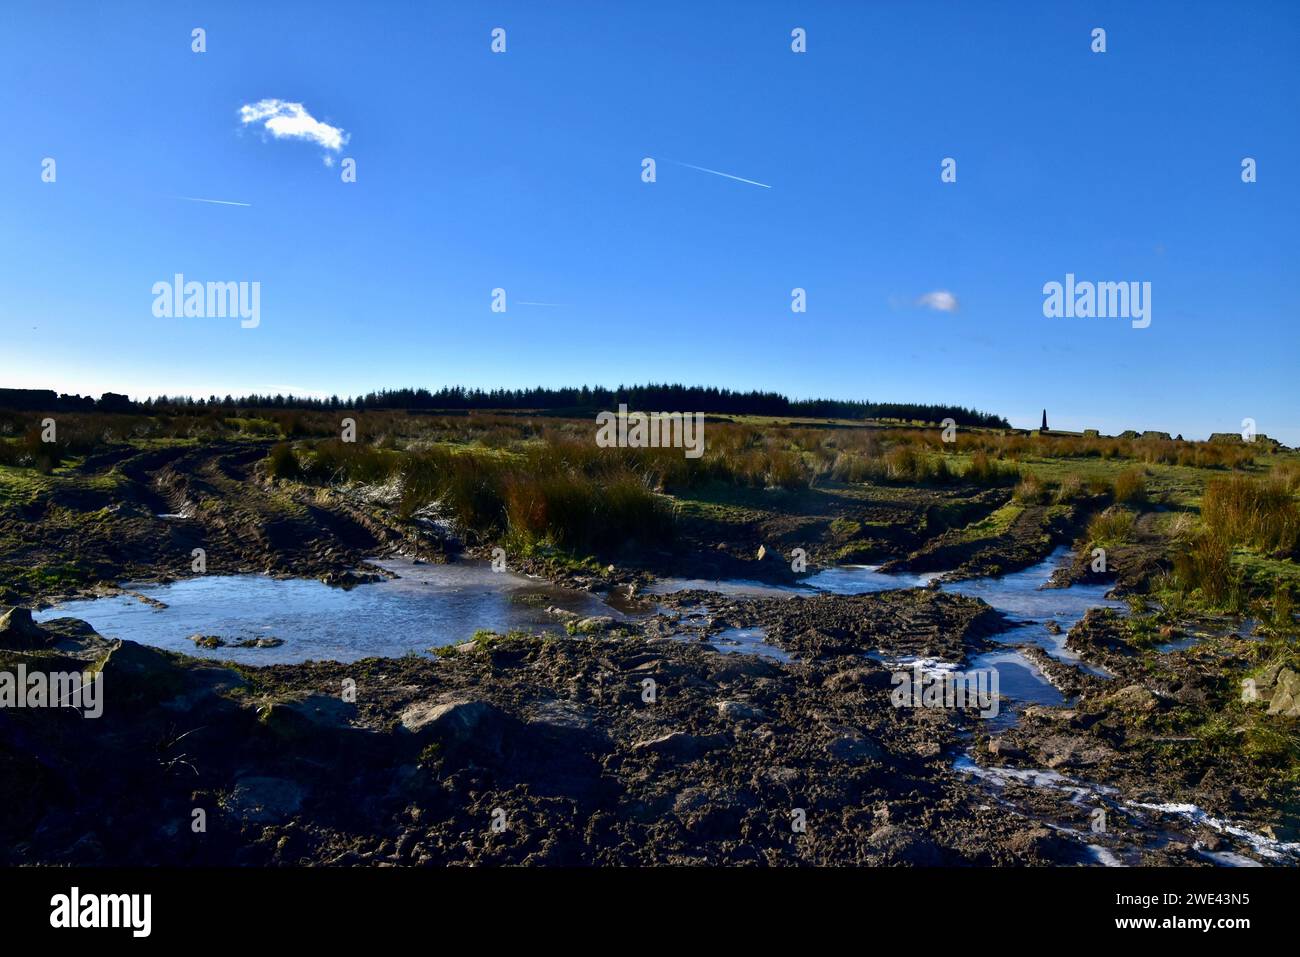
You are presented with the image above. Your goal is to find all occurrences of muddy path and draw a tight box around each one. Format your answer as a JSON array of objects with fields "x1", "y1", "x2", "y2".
[
  {"x1": 0, "y1": 599, "x2": 1127, "y2": 866},
  {"x1": 967, "y1": 609, "x2": 1300, "y2": 864},
  {"x1": 646, "y1": 482, "x2": 1013, "y2": 581},
  {"x1": 880, "y1": 500, "x2": 1094, "y2": 582},
  {"x1": 5, "y1": 591, "x2": 1293, "y2": 867},
  {"x1": 1047, "y1": 510, "x2": 1173, "y2": 595},
  {"x1": 1, "y1": 443, "x2": 426, "y2": 606},
  {"x1": 3, "y1": 441, "x2": 1296, "y2": 866},
  {"x1": 3, "y1": 441, "x2": 1102, "y2": 607},
  {"x1": 651, "y1": 586, "x2": 1009, "y2": 664}
]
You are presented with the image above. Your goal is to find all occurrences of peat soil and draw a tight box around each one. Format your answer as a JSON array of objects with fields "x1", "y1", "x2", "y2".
[
  {"x1": 3, "y1": 443, "x2": 1095, "y2": 606},
  {"x1": 2, "y1": 589, "x2": 1296, "y2": 866},
  {"x1": 1, "y1": 444, "x2": 1297, "y2": 865}
]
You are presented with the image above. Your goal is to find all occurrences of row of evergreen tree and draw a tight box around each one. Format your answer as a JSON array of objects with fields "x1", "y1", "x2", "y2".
[{"x1": 0, "y1": 385, "x2": 1009, "y2": 429}]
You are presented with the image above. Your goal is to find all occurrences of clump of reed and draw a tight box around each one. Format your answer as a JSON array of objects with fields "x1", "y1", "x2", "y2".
[
  {"x1": 1173, "y1": 529, "x2": 1244, "y2": 610},
  {"x1": 1087, "y1": 506, "x2": 1136, "y2": 546},
  {"x1": 1111, "y1": 467, "x2": 1148, "y2": 505},
  {"x1": 1201, "y1": 474, "x2": 1300, "y2": 557},
  {"x1": 1012, "y1": 473, "x2": 1049, "y2": 504},
  {"x1": 394, "y1": 441, "x2": 675, "y2": 555},
  {"x1": 963, "y1": 450, "x2": 1020, "y2": 486}
]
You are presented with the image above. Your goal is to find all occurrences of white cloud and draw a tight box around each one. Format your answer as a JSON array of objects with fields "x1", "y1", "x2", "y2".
[
  {"x1": 916, "y1": 290, "x2": 959, "y2": 312},
  {"x1": 239, "y1": 99, "x2": 348, "y2": 161}
]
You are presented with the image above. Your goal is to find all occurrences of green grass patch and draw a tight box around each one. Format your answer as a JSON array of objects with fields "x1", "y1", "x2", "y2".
[{"x1": 958, "y1": 502, "x2": 1023, "y2": 542}]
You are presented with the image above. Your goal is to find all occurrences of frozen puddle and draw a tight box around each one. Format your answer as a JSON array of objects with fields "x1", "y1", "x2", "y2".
[
  {"x1": 1127, "y1": 801, "x2": 1300, "y2": 863},
  {"x1": 1085, "y1": 845, "x2": 1125, "y2": 867},
  {"x1": 802, "y1": 565, "x2": 936, "y2": 593},
  {"x1": 968, "y1": 649, "x2": 1067, "y2": 706},
  {"x1": 955, "y1": 754, "x2": 1300, "y2": 865},
  {"x1": 664, "y1": 607, "x2": 793, "y2": 662},
  {"x1": 647, "y1": 565, "x2": 935, "y2": 598},
  {"x1": 940, "y1": 547, "x2": 1122, "y2": 671},
  {"x1": 953, "y1": 754, "x2": 1117, "y2": 804},
  {"x1": 645, "y1": 577, "x2": 813, "y2": 598},
  {"x1": 655, "y1": 548, "x2": 1114, "y2": 701},
  {"x1": 868, "y1": 653, "x2": 961, "y2": 676},
  {"x1": 652, "y1": 548, "x2": 1120, "y2": 674},
  {"x1": 867, "y1": 651, "x2": 1060, "y2": 731},
  {"x1": 34, "y1": 558, "x2": 634, "y2": 664},
  {"x1": 707, "y1": 626, "x2": 792, "y2": 663}
]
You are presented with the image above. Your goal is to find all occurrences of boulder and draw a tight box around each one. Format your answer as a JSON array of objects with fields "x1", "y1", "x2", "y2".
[
  {"x1": 1267, "y1": 668, "x2": 1300, "y2": 717},
  {"x1": 0, "y1": 607, "x2": 51, "y2": 650},
  {"x1": 261, "y1": 693, "x2": 357, "y2": 738},
  {"x1": 867, "y1": 825, "x2": 943, "y2": 864},
  {"x1": 399, "y1": 697, "x2": 511, "y2": 757},
  {"x1": 631, "y1": 730, "x2": 729, "y2": 761},
  {"x1": 232, "y1": 637, "x2": 284, "y2": 649},
  {"x1": 987, "y1": 736, "x2": 1027, "y2": 760},
  {"x1": 571, "y1": 616, "x2": 615, "y2": 635},
  {"x1": 708, "y1": 655, "x2": 779, "y2": 683},
  {"x1": 1036, "y1": 733, "x2": 1112, "y2": 769},
  {"x1": 225, "y1": 776, "x2": 304, "y2": 824},
  {"x1": 1007, "y1": 825, "x2": 1073, "y2": 862},
  {"x1": 716, "y1": 699, "x2": 766, "y2": 723},
  {"x1": 524, "y1": 698, "x2": 598, "y2": 733}
]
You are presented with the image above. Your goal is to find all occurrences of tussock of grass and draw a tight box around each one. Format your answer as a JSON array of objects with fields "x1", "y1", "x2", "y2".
[
  {"x1": 1202, "y1": 474, "x2": 1300, "y2": 557},
  {"x1": 1087, "y1": 506, "x2": 1136, "y2": 546},
  {"x1": 267, "y1": 442, "x2": 300, "y2": 480},
  {"x1": 1012, "y1": 473, "x2": 1049, "y2": 504},
  {"x1": 1173, "y1": 531, "x2": 1245, "y2": 610},
  {"x1": 1112, "y1": 467, "x2": 1148, "y2": 505},
  {"x1": 392, "y1": 442, "x2": 674, "y2": 554}
]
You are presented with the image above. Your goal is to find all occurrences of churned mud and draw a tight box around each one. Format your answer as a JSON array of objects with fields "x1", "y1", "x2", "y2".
[
  {"x1": 0, "y1": 598, "x2": 1126, "y2": 866},
  {"x1": 2, "y1": 440, "x2": 1297, "y2": 866}
]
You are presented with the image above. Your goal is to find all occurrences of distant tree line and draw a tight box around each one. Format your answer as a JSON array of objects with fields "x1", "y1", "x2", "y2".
[{"x1": 0, "y1": 385, "x2": 1010, "y2": 428}]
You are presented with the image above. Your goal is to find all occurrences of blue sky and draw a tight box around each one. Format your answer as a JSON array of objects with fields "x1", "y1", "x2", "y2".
[{"x1": 2, "y1": 1, "x2": 1297, "y2": 440}]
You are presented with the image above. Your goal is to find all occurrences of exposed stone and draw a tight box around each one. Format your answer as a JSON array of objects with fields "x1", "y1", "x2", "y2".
[
  {"x1": 716, "y1": 699, "x2": 766, "y2": 723},
  {"x1": 1103, "y1": 684, "x2": 1159, "y2": 714},
  {"x1": 631, "y1": 730, "x2": 729, "y2": 761},
  {"x1": 987, "y1": 737, "x2": 1026, "y2": 760},
  {"x1": 571, "y1": 616, "x2": 615, "y2": 635},
  {"x1": 400, "y1": 698, "x2": 508, "y2": 753},
  {"x1": 0, "y1": 607, "x2": 51, "y2": 650},
  {"x1": 225, "y1": 776, "x2": 304, "y2": 824}
]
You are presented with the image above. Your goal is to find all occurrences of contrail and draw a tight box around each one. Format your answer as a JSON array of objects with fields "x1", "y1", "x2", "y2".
[
  {"x1": 673, "y1": 161, "x2": 771, "y2": 189},
  {"x1": 176, "y1": 196, "x2": 253, "y2": 207}
]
